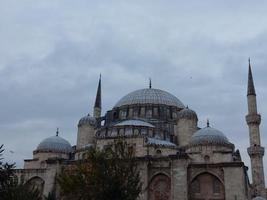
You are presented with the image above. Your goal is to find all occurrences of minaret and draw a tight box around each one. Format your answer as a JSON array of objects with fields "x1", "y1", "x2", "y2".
[
  {"x1": 246, "y1": 59, "x2": 266, "y2": 197},
  {"x1": 93, "y1": 74, "x2": 102, "y2": 118}
]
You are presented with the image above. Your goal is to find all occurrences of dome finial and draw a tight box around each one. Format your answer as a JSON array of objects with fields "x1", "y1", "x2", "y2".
[
  {"x1": 207, "y1": 119, "x2": 210, "y2": 127},
  {"x1": 149, "y1": 78, "x2": 152, "y2": 89},
  {"x1": 56, "y1": 128, "x2": 59, "y2": 136}
]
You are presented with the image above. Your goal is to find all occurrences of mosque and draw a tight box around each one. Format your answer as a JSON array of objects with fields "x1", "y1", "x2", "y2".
[{"x1": 15, "y1": 62, "x2": 266, "y2": 200}]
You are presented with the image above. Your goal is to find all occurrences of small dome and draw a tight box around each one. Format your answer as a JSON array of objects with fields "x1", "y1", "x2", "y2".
[
  {"x1": 253, "y1": 197, "x2": 266, "y2": 200},
  {"x1": 36, "y1": 135, "x2": 72, "y2": 153},
  {"x1": 190, "y1": 126, "x2": 231, "y2": 146},
  {"x1": 114, "y1": 88, "x2": 185, "y2": 108},
  {"x1": 78, "y1": 114, "x2": 96, "y2": 126},
  {"x1": 177, "y1": 107, "x2": 198, "y2": 120}
]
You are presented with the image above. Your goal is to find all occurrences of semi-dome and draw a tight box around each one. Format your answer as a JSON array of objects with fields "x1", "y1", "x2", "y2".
[
  {"x1": 114, "y1": 119, "x2": 155, "y2": 128},
  {"x1": 177, "y1": 107, "x2": 198, "y2": 120},
  {"x1": 114, "y1": 88, "x2": 185, "y2": 108},
  {"x1": 36, "y1": 135, "x2": 72, "y2": 153},
  {"x1": 190, "y1": 125, "x2": 231, "y2": 146},
  {"x1": 78, "y1": 114, "x2": 96, "y2": 126}
]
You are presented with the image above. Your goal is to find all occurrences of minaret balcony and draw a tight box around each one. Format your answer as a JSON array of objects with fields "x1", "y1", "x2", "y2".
[
  {"x1": 247, "y1": 146, "x2": 265, "y2": 157},
  {"x1": 246, "y1": 114, "x2": 261, "y2": 125}
]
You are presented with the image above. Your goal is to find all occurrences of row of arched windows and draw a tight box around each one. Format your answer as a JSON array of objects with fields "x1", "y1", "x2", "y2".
[
  {"x1": 148, "y1": 173, "x2": 225, "y2": 200},
  {"x1": 111, "y1": 105, "x2": 179, "y2": 122}
]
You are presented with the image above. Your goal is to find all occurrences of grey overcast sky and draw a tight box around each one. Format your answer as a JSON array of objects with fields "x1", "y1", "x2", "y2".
[{"x1": 1, "y1": 0, "x2": 267, "y2": 181}]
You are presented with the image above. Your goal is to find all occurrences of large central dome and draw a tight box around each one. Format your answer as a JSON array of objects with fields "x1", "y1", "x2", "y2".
[{"x1": 114, "y1": 88, "x2": 185, "y2": 108}]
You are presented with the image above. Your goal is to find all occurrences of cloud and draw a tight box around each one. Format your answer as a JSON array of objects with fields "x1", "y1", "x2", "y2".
[{"x1": 1, "y1": 0, "x2": 267, "y2": 183}]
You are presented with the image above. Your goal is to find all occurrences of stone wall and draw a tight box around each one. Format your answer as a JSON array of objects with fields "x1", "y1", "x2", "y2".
[
  {"x1": 16, "y1": 163, "x2": 60, "y2": 197},
  {"x1": 171, "y1": 159, "x2": 188, "y2": 200},
  {"x1": 224, "y1": 165, "x2": 249, "y2": 200},
  {"x1": 175, "y1": 118, "x2": 197, "y2": 146},
  {"x1": 24, "y1": 152, "x2": 69, "y2": 169},
  {"x1": 186, "y1": 145, "x2": 234, "y2": 163},
  {"x1": 96, "y1": 136, "x2": 177, "y2": 157},
  {"x1": 76, "y1": 124, "x2": 95, "y2": 149}
]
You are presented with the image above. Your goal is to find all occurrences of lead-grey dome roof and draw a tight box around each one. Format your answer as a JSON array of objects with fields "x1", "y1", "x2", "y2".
[
  {"x1": 36, "y1": 135, "x2": 72, "y2": 153},
  {"x1": 114, "y1": 119, "x2": 155, "y2": 128},
  {"x1": 78, "y1": 114, "x2": 96, "y2": 126},
  {"x1": 114, "y1": 88, "x2": 185, "y2": 108},
  {"x1": 177, "y1": 107, "x2": 198, "y2": 120},
  {"x1": 190, "y1": 126, "x2": 231, "y2": 146},
  {"x1": 253, "y1": 197, "x2": 266, "y2": 200},
  {"x1": 146, "y1": 137, "x2": 176, "y2": 147}
]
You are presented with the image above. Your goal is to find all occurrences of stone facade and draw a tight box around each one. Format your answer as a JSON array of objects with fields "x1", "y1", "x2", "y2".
[{"x1": 15, "y1": 64, "x2": 266, "y2": 200}]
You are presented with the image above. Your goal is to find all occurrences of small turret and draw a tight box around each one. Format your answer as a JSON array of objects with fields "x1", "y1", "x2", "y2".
[
  {"x1": 175, "y1": 106, "x2": 198, "y2": 146},
  {"x1": 76, "y1": 114, "x2": 96, "y2": 150}
]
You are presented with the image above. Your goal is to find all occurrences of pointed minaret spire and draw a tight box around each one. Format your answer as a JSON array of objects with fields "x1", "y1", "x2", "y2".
[
  {"x1": 94, "y1": 74, "x2": 102, "y2": 118},
  {"x1": 56, "y1": 128, "x2": 59, "y2": 136},
  {"x1": 247, "y1": 58, "x2": 256, "y2": 96},
  {"x1": 149, "y1": 78, "x2": 152, "y2": 89}
]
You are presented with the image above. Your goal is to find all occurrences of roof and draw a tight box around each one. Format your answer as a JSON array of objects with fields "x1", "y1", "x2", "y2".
[
  {"x1": 114, "y1": 88, "x2": 185, "y2": 108},
  {"x1": 190, "y1": 126, "x2": 231, "y2": 146},
  {"x1": 146, "y1": 137, "x2": 177, "y2": 147},
  {"x1": 36, "y1": 135, "x2": 72, "y2": 153},
  {"x1": 177, "y1": 107, "x2": 198, "y2": 120},
  {"x1": 114, "y1": 119, "x2": 155, "y2": 128},
  {"x1": 247, "y1": 61, "x2": 256, "y2": 96},
  {"x1": 78, "y1": 114, "x2": 96, "y2": 126},
  {"x1": 94, "y1": 75, "x2": 102, "y2": 108}
]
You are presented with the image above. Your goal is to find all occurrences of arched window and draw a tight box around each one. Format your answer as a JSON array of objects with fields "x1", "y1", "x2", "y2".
[
  {"x1": 113, "y1": 111, "x2": 118, "y2": 119},
  {"x1": 153, "y1": 107, "x2": 158, "y2": 117},
  {"x1": 125, "y1": 128, "x2": 132, "y2": 136},
  {"x1": 111, "y1": 128, "x2": 118, "y2": 137},
  {"x1": 146, "y1": 108, "x2": 152, "y2": 118},
  {"x1": 128, "y1": 145, "x2": 135, "y2": 156},
  {"x1": 204, "y1": 155, "x2": 210, "y2": 162},
  {"x1": 134, "y1": 129, "x2": 139, "y2": 135},
  {"x1": 141, "y1": 128, "x2": 147, "y2": 135},
  {"x1": 119, "y1": 129, "x2": 124, "y2": 136},
  {"x1": 213, "y1": 178, "x2": 221, "y2": 194},
  {"x1": 156, "y1": 149, "x2": 162, "y2": 155},
  {"x1": 149, "y1": 174, "x2": 171, "y2": 200},
  {"x1": 133, "y1": 108, "x2": 139, "y2": 117},
  {"x1": 189, "y1": 173, "x2": 225, "y2": 200},
  {"x1": 120, "y1": 110, "x2": 127, "y2": 119}
]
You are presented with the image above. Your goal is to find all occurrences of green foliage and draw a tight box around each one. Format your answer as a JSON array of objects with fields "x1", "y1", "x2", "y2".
[
  {"x1": 57, "y1": 140, "x2": 142, "y2": 200},
  {"x1": 0, "y1": 144, "x2": 15, "y2": 191},
  {"x1": 0, "y1": 144, "x2": 42, "y2": 200},
  {"x1": 1, "y1": 180, "x2": 42, "y2": 200}
]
